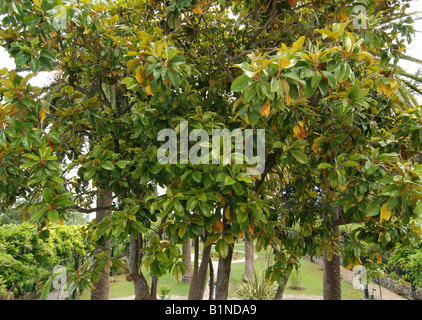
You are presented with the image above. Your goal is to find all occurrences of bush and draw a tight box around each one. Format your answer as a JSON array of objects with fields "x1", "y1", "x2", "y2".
[
  {"x1": 235, "y1": 271, "x2": 277, "y2": 300},
  {"x1": 158, "y1": 285, "x2": 172, "y2": 300},
  {"x1": 289, "y1": 268, "x2": 303, "y2": 290},
  {"x1": 383, "y1": 240, "x2": 422, "y2": 289},
  {"x1": 0, "y1": 222, "x2": 86, "y2": 298}
]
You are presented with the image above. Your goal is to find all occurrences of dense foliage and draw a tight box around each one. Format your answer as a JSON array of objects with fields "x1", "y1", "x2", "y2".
[
  {"x1": 0, "y1": 223, "x2": 86, "y2": 297},
  {"x1": 383, "y1": 239, "x2": 422, "y2": 289},
  {"x1": 0, "y1": 0, "x2": 421, "y2": 300}
]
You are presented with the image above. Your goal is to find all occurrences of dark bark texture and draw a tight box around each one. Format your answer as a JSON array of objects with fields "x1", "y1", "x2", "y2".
[{"x1": 323, "y1": 221, "x2": 341, "y2": 300}]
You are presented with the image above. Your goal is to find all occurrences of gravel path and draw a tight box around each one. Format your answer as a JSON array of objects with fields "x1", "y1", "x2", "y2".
[{"x1": 339, "y1": 265, "x2": 407, "y2": 300}]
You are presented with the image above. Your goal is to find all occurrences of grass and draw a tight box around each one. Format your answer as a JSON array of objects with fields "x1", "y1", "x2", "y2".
[{"x1": 79, "y1": 242, "x2": 363, "y2": 300}]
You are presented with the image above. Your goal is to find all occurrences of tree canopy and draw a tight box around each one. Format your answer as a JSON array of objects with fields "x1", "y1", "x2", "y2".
[{"x1": 0, "y1": 0, "x2": 421, "y2": 300}]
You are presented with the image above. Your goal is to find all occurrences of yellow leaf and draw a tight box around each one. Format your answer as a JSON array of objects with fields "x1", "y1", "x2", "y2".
[
  {"x1": 293, "y1": 123, "x2": 307, "y2": 139},
  {"x1": 257, "y1": 58, "x2": 273, "y2": 73},
  {"x1": 339, "y1": 184, "x2": 346, "y2": 192},
  {"x1": 57, "y1": 217, "x2": 63, "y2": 225},
  {"x1": 345, "y1": 262, "x2": 354, "y2": 270},
  {"x1": 380, "y1": 203, "x2": 391, "y2": 222},
  {"x1": 135, "y1": 74, "x2": 144, "y2": 84},
  {"x1": 376, "y1": 253, "x2": 382, "y2": 264},
  {"x1": 39, "y1": 106, "x2": 48, "y2": 123},
  {"x1": 280, "y1": 79, "x2": 290, "y2": 95},
  {"x1": 192, "y1": 5, "x2": 203, "y2": 14},
  {"x1": 224, "y1": 206, "x2": 231, "y2": 220},
  {"x1": 377, "y1": 82, "x2": 386, "y2": 94},
  {"x1": 127, "y1": 59, "x2": 139, "y2": 74},
  {"x1": 145, "y1": 83, "x2": 154, "y2": 96},
  {"x1": 260, "y1": 98, "x2": 271, "y2": 117},
  {"x1": 248, "y1": 225, "x2": 254, "y2": 235},
  {"x1": 378, "y1": 232, "x2": 383, "y2": 243},
  {"x1": 244, "y1": 112, "x2": 250, "y2": 125},
  {"x1": 285, "y1": 94, "x2": 293, "y2": 106},
  {"x1": 278, "y1": 56, "x2": 291, "y2": 70},
  {"x1": 291, "y1": 36, "x2": 306, "y2": 53},
  {"x1": 156, "y1": 42, "x2": 165, "y2": 58},
  {"x1": 338, "y1": 6, "x2": 348, "y2": 23},
  {"x1": 293, "y1": 125, "x2": 301, "y2": 138},
  {"x1": 217, "y1": 192, "x2": 228, "y2": 206}
]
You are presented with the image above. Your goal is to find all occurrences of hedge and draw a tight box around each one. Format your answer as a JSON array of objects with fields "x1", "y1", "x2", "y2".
[{"x1": 0, "y1": 222, "x2": 86, "y2": 297}]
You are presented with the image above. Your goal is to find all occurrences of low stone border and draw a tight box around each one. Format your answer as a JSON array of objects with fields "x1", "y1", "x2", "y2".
[{"x1": 373, "y1": 276, "x2": 422, "y2": 300}]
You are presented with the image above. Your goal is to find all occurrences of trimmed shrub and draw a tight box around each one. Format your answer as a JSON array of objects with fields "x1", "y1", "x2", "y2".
[{"x1": 0, "y1": 223, "x2": 86, "y2": 298}]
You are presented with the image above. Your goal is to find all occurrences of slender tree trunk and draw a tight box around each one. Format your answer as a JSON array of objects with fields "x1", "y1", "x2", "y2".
[
  {"x1": 215, "y1": 215, "x2": 234, "y2": 300},
  {"x1": 189, "y1": 237, "x2": 212, "y2": 300},
  {"x1": 323, "y1": 219, "x2": 341, "y2": 300},
  {"x1": 271, "y1": 247, "x2": 294, "y2": 300},
  {"x1": 182, "y1": 238, "x2": 193, "y2": 283},
  {"x1": 196, "y1": 245, "x2": 212, "y2": 299},
  {"x1": 129, "y1": 234, "x2": 151, "y2": 300},
  {"x1": 208, "y1": 256, "x2": 215, "y2": 300},
  {"x1": 242, "y1": 233, "x2": 254, "y2": 282},
  {"x1": 215, "y1": 244, "x2": 234, "y2": 300},
  {"x1": 274, "y1": 270, "x2": 292, "y2": 300},
  {"x1": 150, "y1": 276, "x2": 158, "y2": 300},
  {"x1": 188, "y1": 237, "x2": 199, "y2": 300},
  {"x1": 91, "y1": 190, "x2": 112, "y2": 300}
]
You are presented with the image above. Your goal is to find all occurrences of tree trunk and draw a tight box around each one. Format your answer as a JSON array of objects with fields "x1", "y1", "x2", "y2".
[
  {"x1": 215, "y1": 214, "x2": 234, "y2": 300},
  {"x1": 208, "y1": 256, "x2": 215, "y2": 300},
  {"x1": 91, "y1": 190, "x2": 112, "y2": 300},
  {"x1": 271, "y1": 248, "x2": 294, "y2": 300},
  {"x1": 215, "y1": 243, "x2": 234, "y2": 300},
  {"x1": 274, "y1": 271, "x2": 292, "y2": 300},
  {"x1": 188, "y1": 237, "x2": 199, "y2": 300},
  {"x1": 150, "y1": 275, "x2": 158, "y2": 300},
  {"x1": 323, "y1": 220, "x2": 341, "y2": 300},
  {"x1": 182, "y1": 239, "x2": 193, "y2": 283},
  {"x1": 129, "y1": 234, "x2": 151, "y2": 300},
  {"x1": 189, "y1": 239, "x2": 212, "y2": 300},
  {"x1": 242, "y1": 233, "x2": 254, "y2": 282}
]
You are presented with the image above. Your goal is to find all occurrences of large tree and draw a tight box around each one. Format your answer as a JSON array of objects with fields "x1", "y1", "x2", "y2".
[{"x1": 1, "y1": 0, "x2": 421, "y2": 301}]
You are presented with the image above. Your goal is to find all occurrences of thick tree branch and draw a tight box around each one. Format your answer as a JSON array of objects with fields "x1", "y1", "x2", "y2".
[{"x1": 253, "y1": 151, "x2": 281, "y2": 192}]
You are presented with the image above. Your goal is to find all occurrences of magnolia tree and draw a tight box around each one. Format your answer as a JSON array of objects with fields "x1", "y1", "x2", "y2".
[{"x1": 0, "y1": 0, "x2": 421, "y2": 301}]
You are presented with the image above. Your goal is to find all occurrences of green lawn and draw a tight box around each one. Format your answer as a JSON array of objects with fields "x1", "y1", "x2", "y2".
[{"x1": 79, "y1": 243, "x2": 363, "y2": 300}]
